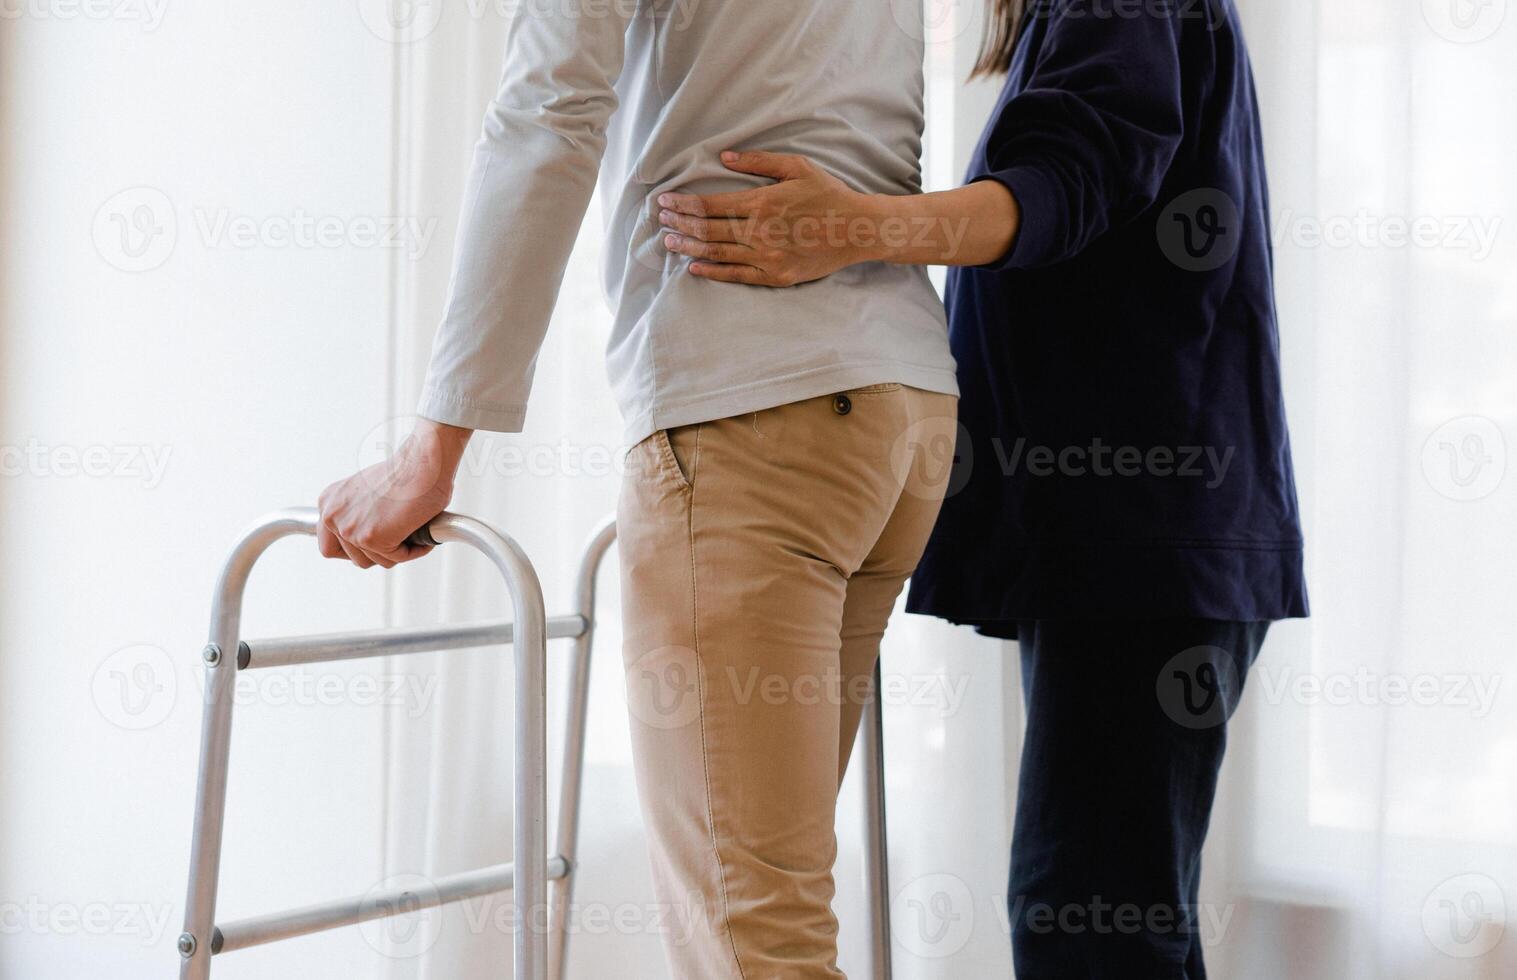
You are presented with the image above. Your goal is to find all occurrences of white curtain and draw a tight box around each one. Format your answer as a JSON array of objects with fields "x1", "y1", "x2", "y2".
[
  {"x1": 1205, "y1": 2, "x2": 1517, "y2": 978},
  {"x1": 372, "y1": 7, "x2": 635, "y2": 977}
]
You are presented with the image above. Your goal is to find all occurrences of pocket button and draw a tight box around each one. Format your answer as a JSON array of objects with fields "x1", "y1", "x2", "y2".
[{"x1": 833, "y1": 394, "x2": 852, "y2": 416}]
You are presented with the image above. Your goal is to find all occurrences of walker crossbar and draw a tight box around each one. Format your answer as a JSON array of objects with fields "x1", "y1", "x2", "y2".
[
  {"x1": 239, "y1": 615, "x2": 589, "y2": 670},
  {"x1": 210, "y1": 856, "x2": 572, "y2": 955},
  {"x1": 177, "y1": 508, "x2": 896, "y2": 979}
]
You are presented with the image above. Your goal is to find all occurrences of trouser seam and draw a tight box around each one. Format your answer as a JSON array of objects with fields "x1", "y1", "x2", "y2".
[{"x1": 686, "y1": 474, "x2": 749, "y2": 980}]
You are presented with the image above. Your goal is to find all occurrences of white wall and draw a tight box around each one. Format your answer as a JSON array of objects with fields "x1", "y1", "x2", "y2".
[{"x1": 0, "y1": 5, "x2": 410, "y2": 977}]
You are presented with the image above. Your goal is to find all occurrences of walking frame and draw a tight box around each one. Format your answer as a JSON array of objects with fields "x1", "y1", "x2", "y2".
[{"x1": 177, "y1": 507, "x2": 895, "y2": 978}]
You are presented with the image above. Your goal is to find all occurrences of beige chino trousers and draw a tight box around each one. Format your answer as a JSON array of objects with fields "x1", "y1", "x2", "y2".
[{"x1": 617, "y1": 384, "x2": 958, "y2": 979}]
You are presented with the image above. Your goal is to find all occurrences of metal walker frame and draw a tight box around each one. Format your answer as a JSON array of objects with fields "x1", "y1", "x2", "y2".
[{"x1": 177, "y1": 507, "x2": 894, "y2": 978}]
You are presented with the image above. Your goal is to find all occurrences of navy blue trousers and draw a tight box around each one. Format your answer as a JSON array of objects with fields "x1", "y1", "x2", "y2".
[{"x1": 1006, "y1": 618, "x2": 1268, "y2": 979}]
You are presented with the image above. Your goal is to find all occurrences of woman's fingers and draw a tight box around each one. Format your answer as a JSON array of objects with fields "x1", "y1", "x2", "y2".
[
  {"x1": 688, "y1": 262, "x2": 772, "y2": 286},
  {"x1": 657, "y1": 151, "x2": 817, "y2": 219},
  {"x1": 663, "y1": 234, "x2": 754, "y2": 265},
  {"x1": 658, "y1": 210, "x2": 744, "y2": 243},
  {"x1": 658, "y1": 189, "x2": 757, "y2": 219},
  {"x1": 719, "y1": 149, "x2": 811, "y2": 181}
]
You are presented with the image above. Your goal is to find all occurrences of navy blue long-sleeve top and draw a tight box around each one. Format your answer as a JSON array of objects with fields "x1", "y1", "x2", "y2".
[{"x1": 906, "y1": 0, "x2": 1309, "y2": 633}]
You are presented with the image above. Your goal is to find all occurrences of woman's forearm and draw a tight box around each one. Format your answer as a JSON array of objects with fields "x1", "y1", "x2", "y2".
[{"x1": 857, "y1": 179, "x2": 1021, "y2": 268}]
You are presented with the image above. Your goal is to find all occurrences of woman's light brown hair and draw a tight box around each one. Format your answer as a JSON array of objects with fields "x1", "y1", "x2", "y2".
[{"x1": 972, "y1": 0, "x2": 1028, "y2": 78}]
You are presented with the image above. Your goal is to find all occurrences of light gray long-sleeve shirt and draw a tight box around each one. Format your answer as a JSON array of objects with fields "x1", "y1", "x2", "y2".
[{"x1": 418, "y1": 0, "x2": 959, "y2": 445}]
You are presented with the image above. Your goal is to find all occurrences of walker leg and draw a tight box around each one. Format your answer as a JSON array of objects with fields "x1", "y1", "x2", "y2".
[
  {"x1": 178, "y1": 514, "x2": 306, "y2": 979},
  {"x1": 548, "y1": 519, "x2": 616, "y2": 980},
  {"x1": 516, "y1": 621, "x2": 549, "y2": 979},
  {"x1": 861, "y1": 659, "x2": 893, "y2": 980},
  {"x1": 545, "y1": 627, "x2": 591, "y2": 980},
  {"x1": 177, "y1": 643, "x2": 238, "y2": 980}
]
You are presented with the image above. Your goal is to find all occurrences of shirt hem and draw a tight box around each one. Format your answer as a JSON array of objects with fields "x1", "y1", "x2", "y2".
[
  {"x1": 621, "y1": 360, "x2": 960, "y2": 446},
  {"x1": 905, "y1": 537, "x2": 1310, "y2": 625}
]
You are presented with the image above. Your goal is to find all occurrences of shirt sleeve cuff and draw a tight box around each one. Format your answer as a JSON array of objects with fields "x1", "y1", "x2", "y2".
[
  {"x1": 973, "y1": 165, "x2": 1064, "y2": 271},
  {"x1": 417, "y1": 386, "x2": 528, "y2": 433}
]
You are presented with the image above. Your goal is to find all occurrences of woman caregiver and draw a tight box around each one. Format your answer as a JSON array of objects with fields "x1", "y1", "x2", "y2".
[{"x1": 658, "y1": 0, "x2": 1309, "y2": 976}]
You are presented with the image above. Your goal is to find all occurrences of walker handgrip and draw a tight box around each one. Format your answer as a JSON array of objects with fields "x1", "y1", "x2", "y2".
[{"x1": 406, "y1": 524, "x2": 441, "y2": 549}]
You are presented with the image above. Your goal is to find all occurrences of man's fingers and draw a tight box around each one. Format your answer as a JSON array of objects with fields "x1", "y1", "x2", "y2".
[
  {"x1": 396, "y1": 542, "x2": 435, "y2": 562},
  {"x1": 658, "y1": 189, "x2": 757, "y2": 220},
  {"x1": 720, "y1": 149, "x2": 810, "y2": 181},
  {"x1": 688, "y1": 262, "x2": 772, "y2": 286},
  {"x1": 658, "y1": 210, "x2": 745, "y2": 243},
  {"x1": 664, "y1": 234, "x2": 754, "y2": 265},
  {"x1": 317, "y1": 518, "x2": 431, "y2": 568},
  {"x1": 338, "y1": 539, "x2": 375, "y2": 569},
  {"x1": 354, "y1": 544, "x2": 398, "y2": 569},
  {"x1": 319, "y1": 511, "x2": 374, "y2": 568},
  {"x1": 316, "y1": 522, "x2": 346, "y2": 559},
  {"x1": 369, "y1": 541, "x2": 435, "y2": 565}
]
